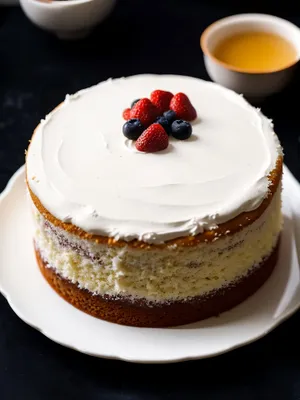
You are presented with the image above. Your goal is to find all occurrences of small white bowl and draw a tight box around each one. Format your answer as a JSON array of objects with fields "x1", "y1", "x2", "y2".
[
  {"x1": 19, "y1": 0, "x2": 116, "y2": 40},
  {"x1": 200, "y1": 14, "x2": 300, "y2": 99}
]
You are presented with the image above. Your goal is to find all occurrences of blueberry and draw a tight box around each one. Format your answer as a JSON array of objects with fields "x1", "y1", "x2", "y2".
[
  {"x1": 131, "y1": 99, "x2": 140, "y2": 108},
  {"x1": 163, "y1": 110, "x2": 177, "y2": 124},
  {"x1": 123, "y1": 119, "x2": 144, "y2": 140},
  {"x1": 155, "y1": 116, "x2": 172, "y2": 135},
  {"x1": 171, "y1": 120, "x2": 192, "y2": 140}
]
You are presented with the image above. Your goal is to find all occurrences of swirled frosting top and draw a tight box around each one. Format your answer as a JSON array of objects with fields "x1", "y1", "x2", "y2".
[{"x1": 26, "y1": 74, "x2": 282, "y2": 243}]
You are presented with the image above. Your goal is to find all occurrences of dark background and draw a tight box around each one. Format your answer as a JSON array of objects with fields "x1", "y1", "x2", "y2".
[{"x1": 1, "y1": 1, "x2": 300, "y2": 399}]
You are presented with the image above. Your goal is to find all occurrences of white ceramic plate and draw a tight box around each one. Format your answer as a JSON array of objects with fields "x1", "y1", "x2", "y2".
[{"x1": 0, "y1": 165, "x2": 300, "y2": 364}]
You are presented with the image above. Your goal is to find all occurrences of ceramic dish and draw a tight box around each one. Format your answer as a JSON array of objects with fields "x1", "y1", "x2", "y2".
[
  {"x1": 0, "y1": 165, "x2": 300, "y2": 363},
  {"x1": 19, "y1": 0, "x2": 116, "y2": 39},
  {"x1": 200, "y1": 14, "x2": 300, "y2": 99}
]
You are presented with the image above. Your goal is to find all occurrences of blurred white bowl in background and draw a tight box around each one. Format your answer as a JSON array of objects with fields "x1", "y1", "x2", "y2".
[{"x1": 19, "y1": 0, "x2": 116, "y2": 39}]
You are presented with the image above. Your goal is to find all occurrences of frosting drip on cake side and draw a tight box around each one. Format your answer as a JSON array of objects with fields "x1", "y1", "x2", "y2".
[{"x1": 26, "y1": 74, "x2": 282, "y2": 243}]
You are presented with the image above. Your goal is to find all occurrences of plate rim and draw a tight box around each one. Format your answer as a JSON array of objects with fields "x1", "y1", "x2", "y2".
[{"x1": 1, "y1": 164, "x2": 300, "y2": 364}]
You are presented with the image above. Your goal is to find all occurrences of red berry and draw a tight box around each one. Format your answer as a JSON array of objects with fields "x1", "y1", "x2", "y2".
[
  {"x1": 150, "y1": 90, "x2": 173, "y2": 114},
  {"x1": 169, "y1": 93, "x2": 197, "y2": 121},
  {"x1": 135, "y1": 123, "x2": 169, "y2": 153},
  {"x1": 130, "y1": 98, "x2": 158, "y2": 127},
  {"x1": 123, "y1": 108, "x2": 131, "y2": 120}
]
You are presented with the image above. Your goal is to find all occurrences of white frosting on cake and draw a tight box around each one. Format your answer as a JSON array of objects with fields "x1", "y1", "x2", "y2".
[{"x1": 26, "y1": 74, "x2": 282, "y2": 244}]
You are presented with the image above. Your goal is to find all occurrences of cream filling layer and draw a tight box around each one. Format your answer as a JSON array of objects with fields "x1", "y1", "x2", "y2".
[
  {"x1": 33, "y1": 186, "x2": 282, "y2": 302},
  {"x1": 27, "y1": 74, "x2": 282, "y2": 244}
]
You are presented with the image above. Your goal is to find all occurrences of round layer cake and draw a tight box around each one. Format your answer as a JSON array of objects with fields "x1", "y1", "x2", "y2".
[{"x1": 26, "y1": 74, "x2": 283, "y2": 327}]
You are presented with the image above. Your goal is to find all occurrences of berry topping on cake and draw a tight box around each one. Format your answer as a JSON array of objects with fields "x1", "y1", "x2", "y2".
[
  {"x1": 131, "y1": 99, "x2": 140, "y2": 108},
  {"x1": 130, "y1": 98, "x2": 158, "y2": 127},
  {"x1": 135, "y1": 123, "x2": 169, "y2": 153},
  {"x1": 163, "y1": 110, "x2": 177, "y2": 124},
  {"x1": 150, "y1": 90, "x2": 173, "y2": 114},
  {"x1": 170, "y1": 93, "x2": 197, "y2": 121},
  {"x1": 171, "y1": 120, "x2": 192, "y2": 140},
  {"x1": 155, "y1": 116, "x2": 172, "y2": 135},
  {"x1": 122, "y1": 92, "x2": 196, "y2": 150},
  {"x1": 122, "y1": 108, "x2": 131, "y2": 120},
  {"x1": 123, "y1": 119, "x2": 144, "y2": 140}
]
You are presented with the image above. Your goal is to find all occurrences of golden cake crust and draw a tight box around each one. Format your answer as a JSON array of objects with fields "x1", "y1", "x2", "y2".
[{"x1": 35, "y1": 239, "x2": 279, "y2": 327}]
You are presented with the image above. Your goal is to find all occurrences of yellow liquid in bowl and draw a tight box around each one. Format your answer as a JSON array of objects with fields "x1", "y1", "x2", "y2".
[{"x1": 212, "y1": 31, "x2": 297, "y2": 72}]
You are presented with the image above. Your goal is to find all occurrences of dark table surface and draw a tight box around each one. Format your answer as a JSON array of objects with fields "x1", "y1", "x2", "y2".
[{"x1": 1, "y1": 1, "x2": 300, "y2": 399}]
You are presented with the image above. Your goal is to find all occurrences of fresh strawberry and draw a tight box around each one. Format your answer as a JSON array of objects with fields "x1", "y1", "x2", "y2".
[
  {"x1": 130, "y1": 98, "x2": 158, "y2": 127},
  {"x1": 122, "y1": 108, "x2": 131, "y2": 120},
  {"x1": 135, "y1": 123, "x2": 169, "y2": 153},
  {"x1": 150, "y1": 90, "x2": 173, "y2": 114},
  {"x1": 169, "y1": 93, "x2": 197, "y2": 121}
]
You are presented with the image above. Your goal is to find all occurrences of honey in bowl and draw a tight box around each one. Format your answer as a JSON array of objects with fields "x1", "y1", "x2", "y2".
[{"x1": 212, "y1": 31, "x2": 297, "y2": 73}]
